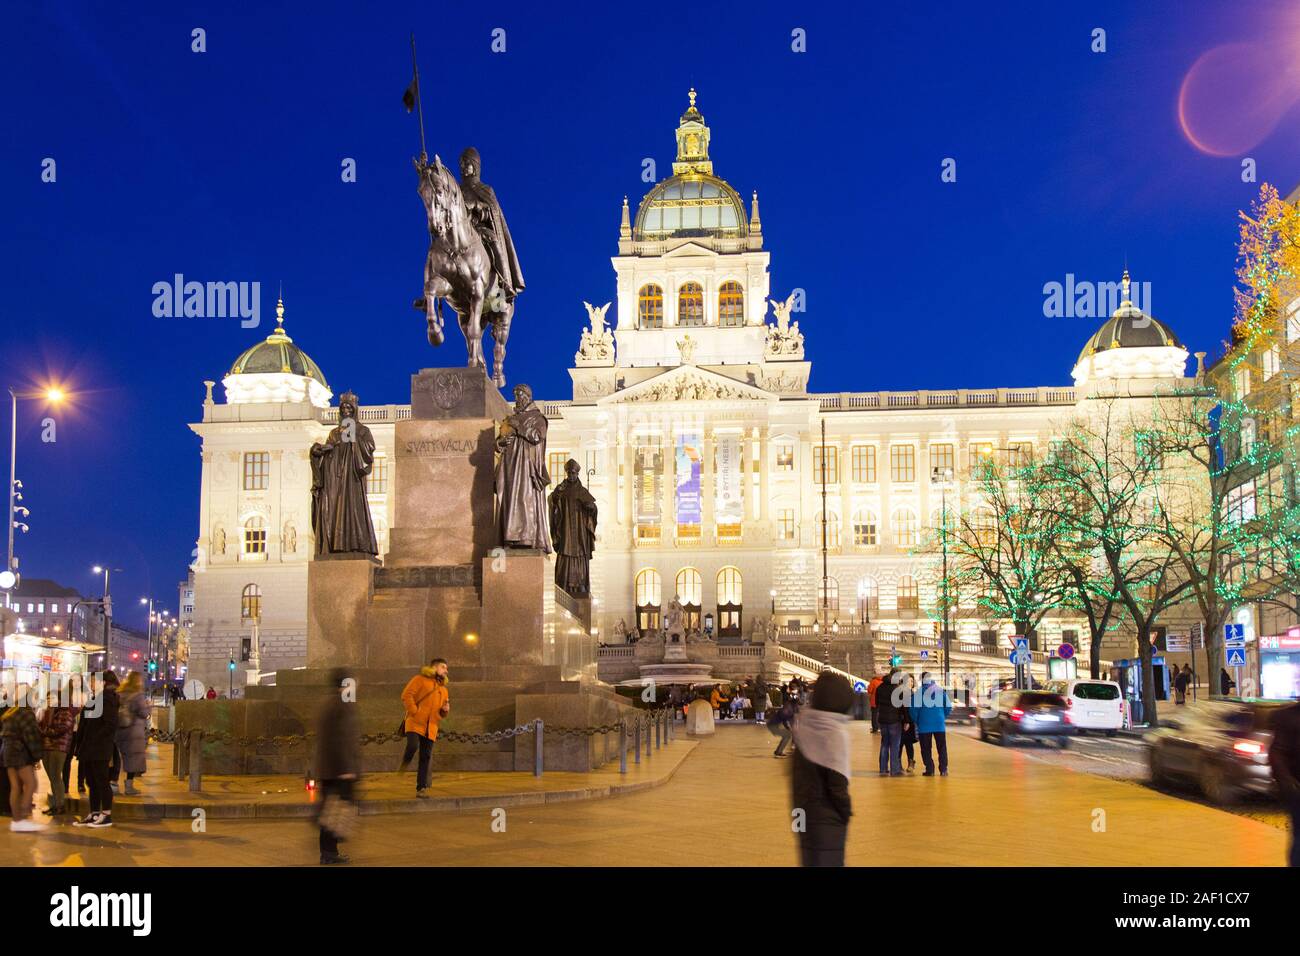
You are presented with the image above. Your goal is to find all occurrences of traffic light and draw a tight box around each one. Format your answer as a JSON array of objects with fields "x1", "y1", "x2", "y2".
[
  {"x1": 229, "y1": 659, "x2": 236, "y2": 672},
  {"x1": 890, "y1": 653, "x2": 903, "y2": 667},
  {"x1": 130, "y1": 651, "x2": 140, "y2": 661},
  {"x1": 147, "y1": 659, "x2": 157, "y2": 674}
]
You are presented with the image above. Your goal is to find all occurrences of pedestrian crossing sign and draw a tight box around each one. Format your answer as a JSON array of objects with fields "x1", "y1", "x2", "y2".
[{"x1": 1226, "y1": 647, "x2": 1247, "y2": 667}]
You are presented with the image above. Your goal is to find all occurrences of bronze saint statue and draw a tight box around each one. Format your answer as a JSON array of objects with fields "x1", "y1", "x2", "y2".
[
  {"x1": 413, "y1": 147, "x2": 524, "y2": 387},
  {"x1": 548, "y1": 459, "x2": 597, "y2": 597},
  {"x1": 495, "y1": 383, "x2": 550, "y2": 550},
  {"x1": 310, "y1": 391, "x2": 378, "y2": 557}
]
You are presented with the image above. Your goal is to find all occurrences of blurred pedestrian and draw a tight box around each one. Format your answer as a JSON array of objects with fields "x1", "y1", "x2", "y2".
[
  {"x1": 912, "y1": 671, "x2": 953, "y2": 776},
  {"x1": 63, "y1": 675, "x2": 88, "y2": 797},
  {"x1": 769, "y1": 695, "x2": 796, "y2": 757},
  {"x1": 399, "y1": 658, "x2": 450, "y2": 797},
  {"x1": 315, "y1": 668, "x2": 361, "y2": 865},
  {"x1": 37, "y1": 681, "x2": 77, "y2": 815},
  {"x1": 1269, "y1": 700, "x2": 1300, "y2": 867},
  {"x1": 2, "y1": 683, "x2": 46, "y2": 832},
  {"x1": 876, "y1": 668, "x2": 907, "y2": 776},
  {"x1": 1173, "y1": 665, "x2": 1191, "y2": 705},
  {"x1": 753, "y1": 675, "x2": 768, "y2": 724},
  {"x1": 74, "y1": 671, "x2": 120, "y2": 828},
  {"x1": 791, "y1": 672, "x2": 853, "y2": 867},
  {"x1": 1220, "y1": 668, "x2": 1236, "y2": 697},
  {"x1": 867, "y1": 671, "x2": 884, "y2": 734},
  {"x1": 115, "y1": 672, "x2": 152, "y2": 795}
]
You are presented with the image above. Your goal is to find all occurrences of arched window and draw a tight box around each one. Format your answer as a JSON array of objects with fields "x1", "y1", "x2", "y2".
[
  {"x1": 635, "y1": 568, "x2": 662, "y2": 633},
  {"x1": 241, "y1": 584, "x2": 262, "y2": 621},
  {"x1": 638, "y1": 284, "x2": 664, "y2": 329},
  {"x1": 675, "y1": 568, "x2": 703, "y2": 631},
  {"x1": 857, "y1": 576, "x2": 879, "y2": 613},
  {"x1": 677, "y1": 282, "x2": 704, "y2": 327},
  {"x1": 815, "y1": 511, "x2": 841, "y2": 549},
  {"x1": 973, "y1": 507, "x2": 997, "y2": 546},
  {"x1": 852, "y1": 508, "x2": 878, "y2": 547},
  {"x1": 243, "y1": 517, "x2": 267, "y2": 559},
  {"x1": 817, "y1": 577, "x2": 840, "y2": 612},
  {"x1": 716, "y1": 567, "x2": 743, "y2": 639},
  {"x1": 897, "y1": 575, "x2": 919, "y2": 612},
  {"x1": 718, "y1": 281, "x2": 744, "y2": 326},
  {"x1": 891, "y1": 508, "x2": 918, "y2": 548}
]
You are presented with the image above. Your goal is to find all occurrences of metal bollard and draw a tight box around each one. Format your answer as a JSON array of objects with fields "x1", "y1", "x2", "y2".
[
  {"x1": 533, "y1": 719, "x2": 544, "y2": 777},
  {"x1": 187, "y1": 729, "x2": 204, "y2": 792},
  {"x1": 633, "y1": 718, "x2": 641, "y2": 765},
  {"x1": 603, "y1": 724, "x2": 611, "y2": 766},
  {"x1": 619, "y1": 720, "x2": 628, "y2": 774},
  {"x1": 655, "y1": 712, "x2": 662, "y2": 749},
  {"x1": 645, "y1": 717, "x2": 652, "y2": 758}
]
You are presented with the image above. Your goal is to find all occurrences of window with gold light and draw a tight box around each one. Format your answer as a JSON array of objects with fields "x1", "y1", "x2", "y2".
[
  {"x1": 813, "y1": 445, "x2": 838, "y2": 485},
  {"x1": 718, "y1": 281, "x2": 744, "y2": 326},
  {"x1": 241, "y1": 583, "x2": 262, "y2": 621},
  {"x1": 891, "y1": 507, "x2": 918, "y2": 548},
  {"x1": 897, "y1": 575, "x2": 920, "y2": 612},
  {"x1": 851, "y1": 445, "x2": 876, "y2": 483},
  {"x1": 638, "y1": 284, "x2": 664, "y2": 329},
  {"x1": 243, "y1": 517, "x2": 267, "y2": 559},
  {"x1": 677, "y1": 282, "x2": 704, "y2": 327}
]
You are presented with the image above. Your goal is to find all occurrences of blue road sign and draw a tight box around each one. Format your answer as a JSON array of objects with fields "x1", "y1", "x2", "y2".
[
  {"x1": 853, "y1": 680, "x2": 867, "y2": 693},
  {"x1": 1224, "y1": 623, "x2": 1245, "y2": 641},
  {"x1": 1057, "y1": 643, "x2": 1075, "y2": 660},
  {"x1": 1226, "y1": 647, "x2": 1247, "y2": 667},
  {"x1": 920, "y1": 649, "x2": 930, "y2": 660},
  {"x1": 1010, "y1": 649, "x2": 1031, "y2": 666}
]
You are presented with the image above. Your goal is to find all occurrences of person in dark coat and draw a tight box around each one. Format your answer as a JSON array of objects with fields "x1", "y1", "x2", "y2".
[
  {"x1": 314, "y1": 668, "x2": 361, "y2": 865},
  {"x1": 2, "y1": 685, "x2": 46, "y2": 831},
  {"x1": 1268, "y1": 701, "x2": 1300, "y2": 867},
  {"x1": 114, "y1": 672, "x2": 152, "y2": 794},
  {"x1": 1220, "y1": 668, "x2": 1236, "y2": 697},
  {"x1": 791, "y1": 672, "x2": 854, "y2": 867},
  {"x1": 875, "y1": 668, "x2": 907, "y2": 776},
  {"x1": 74, "y1": 671, "x2": 119, "y2": 828}
]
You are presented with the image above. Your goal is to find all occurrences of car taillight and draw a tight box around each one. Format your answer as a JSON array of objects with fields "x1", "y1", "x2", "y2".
[
  {"x1": 1066, "y1": 698, "x2": 1074, "y2": 707},
  {"x1": 1232, "y1": 740, "x2": 1264, "y2": 756},
  {"x1": 1010, "y1": 708, "x2": 1024, "y2": 721}
]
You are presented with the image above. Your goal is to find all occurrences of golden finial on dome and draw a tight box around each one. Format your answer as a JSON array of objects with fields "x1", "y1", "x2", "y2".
[
  {"x1": 1121, "y1": 268, "x2": 1131, "y2": 305},
  {"x1": 688, "y1": 87, "x2": 697, "y2": 109}
]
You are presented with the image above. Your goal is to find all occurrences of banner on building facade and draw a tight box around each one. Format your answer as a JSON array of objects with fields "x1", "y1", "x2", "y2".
[
  {"x1": 675, "y1": 434, "x2": 702, "y2": 528},
  {"x1": 715, "y1": 434, "x2": 743, "y2": 525},
  {"x1": 634, "y1": 445, "x2": 662, "y2": 526}
]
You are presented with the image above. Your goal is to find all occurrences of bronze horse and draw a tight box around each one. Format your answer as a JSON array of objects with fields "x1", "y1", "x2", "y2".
[{"x1": 413, "y1": 155, "x2": 514, "y2": 387}]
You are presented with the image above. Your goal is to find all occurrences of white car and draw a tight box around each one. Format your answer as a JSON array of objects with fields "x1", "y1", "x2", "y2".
[{"x1": 1043, "y1": 679, "x2": 1124, "y2": 734}]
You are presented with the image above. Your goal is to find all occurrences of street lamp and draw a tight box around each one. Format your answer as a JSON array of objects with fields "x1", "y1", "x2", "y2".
[
  {"x1": 4, "y1": 385, "x2": 67, "y2": 606},
  {"x1": 91, "y1": 565, "x2": 121, "y2": 669},
  {"x1": 933, "y1": 465, "x2": 955, "y2": 690}
]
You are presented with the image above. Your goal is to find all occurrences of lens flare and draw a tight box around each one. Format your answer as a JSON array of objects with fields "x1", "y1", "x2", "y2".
[{"x1": 1178, "y1": 41, "x2": 1300, "y2": 156}]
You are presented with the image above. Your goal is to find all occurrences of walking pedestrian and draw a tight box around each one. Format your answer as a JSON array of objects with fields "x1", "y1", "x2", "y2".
[
  {"x1": 115, "y1": 672, "x2": 152, "y2": 795},
  {"x1": 753, "y1": 675, "x2": 768, "y2": 724},
  {"x1": 867, "y1": 671, "x2": 884, "y2": 734},
  {"x1": 63, "y1": 675, "x2": 87, "y2": 798},
  {"x1": 875, "y1": 668, "x2": 907, "y2": 776},
  {"x1": 1173, "y1": 665, "x2": 1191, "y2": 705},
  {"x1": 791, "y1": 672, "x2": 853, "y2": 867},
  {"x1": 769, "y1": 696, "x2": 796, "y2": 757},
  {"x1": 315, "y1": 668, "x2": 361, "y2": 865},
  {"x1": 1269, "y1": 700, "x2": 1300, "y2": 867},
  {"x1": 398, "y1": 658, "x2": 450, "y2": 797},
  {"x1": 912, "y1": 671, "x2": 953, "y2": 776},
  {"x1": 2, "y1": 683, "x2": 47, "y2": 832},
  {"x1": 37, "y1": 681, "x2": 77, "y2": 815},
  {"x1": 74, "y1": 671, "x2": 120, "y2": 828}
]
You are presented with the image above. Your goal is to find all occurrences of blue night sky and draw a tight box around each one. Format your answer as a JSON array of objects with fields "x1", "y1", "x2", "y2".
[{"x1": 4, "y1": 0, "x2": 1300, "y2": 627}]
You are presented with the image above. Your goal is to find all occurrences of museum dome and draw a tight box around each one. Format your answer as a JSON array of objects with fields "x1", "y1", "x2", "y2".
[
  {"x1": 222, "y1": 297, "x2": 333, "y2": 407},
  {"x1": 1071, "y1": 272, "x2": 1188, "y2": 386},
  {"x1": 632, "y1": 89, "x2": 750, "y2": 242}
]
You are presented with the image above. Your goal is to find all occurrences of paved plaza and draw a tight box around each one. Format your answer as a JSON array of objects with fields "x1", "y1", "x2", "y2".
[{"x1": 1, "y1": 722, "x2": 1285, "y2": 867}]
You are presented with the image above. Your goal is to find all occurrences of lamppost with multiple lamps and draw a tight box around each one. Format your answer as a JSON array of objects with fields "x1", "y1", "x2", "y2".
[{"x1": 2, "y1": 385, "x2": 66, "y2": 605}]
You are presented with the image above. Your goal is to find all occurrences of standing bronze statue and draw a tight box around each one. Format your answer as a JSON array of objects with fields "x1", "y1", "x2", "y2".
[
  {"x1": 495, "y1": 384, "x2": 550, "y2": 550},
  {"x1": 549, "y1": 459, "x2": 597, "y2": 597},
  {"x1": 413, "y1": 148, "x2": 524, "y2": 388},
  {"x1": 310, "y1": 391, "x2": 378, "y2": 557}
]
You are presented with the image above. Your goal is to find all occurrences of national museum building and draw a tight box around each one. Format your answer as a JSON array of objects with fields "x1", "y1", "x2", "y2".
[{"x1": 185, "y1": 94, "x2": 1193, "y2": 691}]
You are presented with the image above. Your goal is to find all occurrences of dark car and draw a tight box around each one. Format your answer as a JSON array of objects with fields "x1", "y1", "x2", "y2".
[
  {"x1": 1147, "y1": 701, "x2": 1280, "y2": 804},
  {"x1": 978, "y1": 690, "x2": 1074, "y2": 747}
]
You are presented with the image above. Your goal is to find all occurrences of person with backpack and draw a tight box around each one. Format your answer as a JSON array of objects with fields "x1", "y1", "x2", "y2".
[
  {"x1": 398, "y1": 658, "x2": 450, "y2": 797},
  {"x1": 3, "y1": 683, "x2": 46, "y2": 832}
]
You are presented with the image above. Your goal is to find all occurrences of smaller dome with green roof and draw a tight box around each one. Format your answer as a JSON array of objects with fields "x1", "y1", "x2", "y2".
[{"x1": 222, "y1": 297, "x2": 332, "y2": 407}]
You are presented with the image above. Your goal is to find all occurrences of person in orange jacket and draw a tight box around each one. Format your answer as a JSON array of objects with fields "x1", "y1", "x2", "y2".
[
  {"x1": 867, "y1": 673, "x2": 885, "y2": 735},
  {"x1": 399, "y1": 658, "x2": 450, "y2": 797}
]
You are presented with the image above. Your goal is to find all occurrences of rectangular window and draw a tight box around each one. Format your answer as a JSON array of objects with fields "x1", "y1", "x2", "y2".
[
  {"x1": 548, "y1": 451, "x2": 569, "y2": 486},
  {"x1": 1263, "y1": 345, "x2": 1280, "y2": 381},
  {"x1": 243, "y1": 452, "x2": 270, "y2": 491},
  {"x1": 366, "y1": 455, "x2": 389, "y2": 494},
  {"x1": 1227, "y1": 480, "x2": 1257, "y2": 524},
  {"x1": 890, "y1": 445, "x2": 916, "y2": 483},
  {"x1": 775, "y1": 445, "x2": 795, "y2": 472},
  {"x1": 1288, "y1": 302, "x2": 1300, "y2": 342},
  {"x1": 1006, "y1": 442, "x2": 1033, "y2": 467},
  {"x1": 929, "y1": 444, "x2": 954, "y2": 479},
  {"x1": 813, "y1": 445, "x2": 838, "y2": 485},
  {"x1": 776, "y1": 509, "x2": 795, "y2": 541},
  {"x1": 1235, "y1": 367, "x2": 1251, "y2": 398},
  {"x1": 851, "y1": 445, "x2": 876, "y2": 483}
]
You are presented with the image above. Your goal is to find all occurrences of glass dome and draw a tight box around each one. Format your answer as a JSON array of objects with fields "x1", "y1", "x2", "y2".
[{"x1": 634, "y1": 175, "x2": 747, "y2": 240}]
